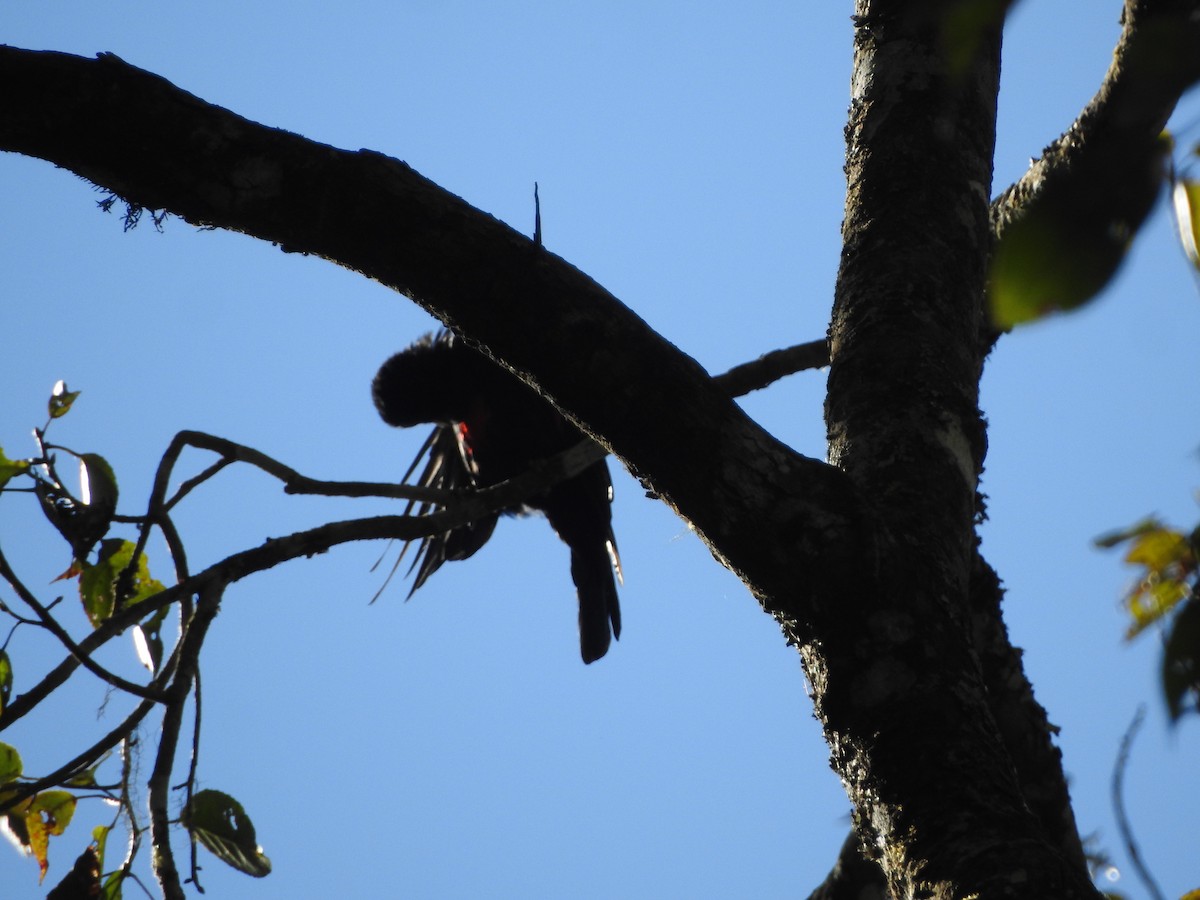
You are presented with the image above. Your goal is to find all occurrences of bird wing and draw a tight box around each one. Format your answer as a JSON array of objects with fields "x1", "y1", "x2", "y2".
[{"x1": 396, "y1": 423, "x2": 498, "y2": 597}]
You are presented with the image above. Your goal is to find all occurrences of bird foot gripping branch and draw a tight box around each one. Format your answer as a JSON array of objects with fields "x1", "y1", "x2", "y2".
[{"x1": 372, "y1": 331, "x2": 623, "y2": 663}]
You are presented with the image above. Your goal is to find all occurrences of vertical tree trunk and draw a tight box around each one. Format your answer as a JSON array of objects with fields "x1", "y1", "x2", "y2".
[{"x1": 816, "y1": 5, "x2": 1097, "y2": 897}]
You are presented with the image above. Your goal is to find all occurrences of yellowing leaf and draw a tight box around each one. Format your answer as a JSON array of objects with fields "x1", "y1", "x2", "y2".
[
  {"x1": 24, "y1": 790, "x2": 76, "y2": 883},
  {"x1": 1124, "y1": 526, "x2": 1192, "y2": 570},
  {"x1": 1098, "y1": 519, "x2": 1197, "y2": 637},
  {"x1": 1127, "y1": 577, "x2": 1190, "y2": 636},
  {"x1": 1094, "y1": 518, "x2": 1160, "y2": 549}
]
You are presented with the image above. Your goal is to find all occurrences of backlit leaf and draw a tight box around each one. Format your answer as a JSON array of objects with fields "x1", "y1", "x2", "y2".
[
  {"x1": 133, "y1": 606, "x2": 168, "y2": 673},
  {"x1": 989, "y1": 133, "x2": 1168, "y2": 327},
  {"x1": 0, "y1": 742, "x2": 23, "y2": 784},
  {"x1": 1173, "y1": 178, "x2": 1200, "y2": 268},
  {"x1": 0, "y1": 650, "x2": 11, "y2": 717},
  {"x1": 1099, "y1": 519, "x2": 1196, "y2": 636},
  {"x1": 48, "y1": 381, "x2": 81, "y2": 420},
  {"x1": 79, "y1": 540, "x2": 165, "y2": 628},
  {"x1": 184, "y1": 789, "x2": 272, "y2": 878},
  {"x1": 0, "y1": 447, "x2": 30, "y2": 491},
  {"x1": 24, "y1": 790, "x2": 77, "y2": 883},
  {"x1": 938, "y1": 0, "x2": 1016, "y2": 77}
]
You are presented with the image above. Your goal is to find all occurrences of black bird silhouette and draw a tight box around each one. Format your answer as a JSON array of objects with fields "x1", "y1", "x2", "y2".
[{"x1": 372, "y1": 331, "x2": 622, "y2": 663}]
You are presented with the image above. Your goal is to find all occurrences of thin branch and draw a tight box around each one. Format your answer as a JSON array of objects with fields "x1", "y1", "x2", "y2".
[
  {"x1": 113, "y1": 733, "x2": 150, "y2": 898},
  {"x1": 167, "y1": 430, "x2": 461, "y2": 502},
  {"x1": 185, "y1": 667, "x2": 202, "y2": 891},
  {"x1": 2, "y1": 326, "x2": 833, "y2": 730},
  {"x1": 714, "y1": 339, "x2": 829, "y2": 396},
  {"x1": 1111, "y1": 706, "x2": 1165, "y2": 900},
  {"x1": 0, "y1": 696, "x2": 157, "y2": 816},
  {"x1": 149, "y1": 582, "x2": 222, "y2": 900},
  {"x1": 0, "y1": 546, "x2": 167, "y2": 702},
  {"x1": 165, "y1": 458, "x2": 233, "y2": 513}
]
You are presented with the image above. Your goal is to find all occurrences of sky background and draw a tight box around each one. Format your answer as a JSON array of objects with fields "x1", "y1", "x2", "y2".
[{"x1": 2, "y1": 3, "x2": 1199, "y2": 898}]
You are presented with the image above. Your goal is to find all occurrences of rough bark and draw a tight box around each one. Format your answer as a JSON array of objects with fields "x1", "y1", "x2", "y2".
[
  {"x1": 992, "y1": 0, "x2": 1200, "y2": 236},
  {"x1": 1, "y1": 2, "x2": 1197, "y2": 892},
  {"x1": 0, "y1": 46, "x2": 860, "y2": 613},
  {"x1": 817, "y1": 5, "x2": 1096, "y2": 892}
]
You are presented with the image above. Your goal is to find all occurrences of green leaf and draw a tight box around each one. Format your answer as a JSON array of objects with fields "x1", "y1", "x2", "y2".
[
  {"x1": 92, "y1": 825, "x2": 125, "y2": 899},
  {"x1": 47, "y1": 381, "x2": 81, "y2": 420},
  {"x1": 1173, "y1": 177, "x2": 1200, "y2": 269},
  {"x1": 102, "y1": 869, "x2": 125, "y2": 900},
  {"x1": 0, "y1": 446, "x2": 31, "y2": 491},
  {"x1": 78, "y1": 454, "x2": 118, "y2": 510},
  {"x1": 183, "y1": 789, "x2": 272, "y2": 878},
  {"x1": 1163, "y1": 595, "x2": 1200, "y2": 721},
  {"x1": 989, "y1": 202, "x2": 1133, "y2": 327},
  {"x1": 989, "y1": 133, "x2": 1168, "y2": 328},
  {"x1": 0, "y1": 650, "x2": 12, "y2": 717},
  {"x1": 92, "y1": 823, "x2": 111, "y2": 865},
  {"x1": 0, "y1": 742, "x2": 23, "y2": 784},
  {"x1": 937, "y1": 0, "x2": 1015, "y2": 76},
  {"x1": 65, "y1": 760, "x2": 103, "y2": 788},
  {"x1": 34, "y1": 451, "x2": 119, "y2": 563},
  {"x1": 79, "y1": 540, "x2": 165, "y2": 628}
]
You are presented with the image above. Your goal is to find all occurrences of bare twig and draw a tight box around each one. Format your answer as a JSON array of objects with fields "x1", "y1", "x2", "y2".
[
  {"x1": 114, "y1": 734, "x2": 144, "y2": 891},
  {"x1": 714, "y1": 339, "x2": 829, "y2": 396},
  {"x1": 0, "y1": 696, "x2": 157, "y2": 816},
  {"x1": 148, "y1": 582, "x2": 222, "y2": 900},
  {"x1": 169, "y1": 430, "x2": 454, "y2": 502},
  {"x1": 185, "y1": 668, "x2": 203, "y2": 890},
  {"x1": 1111, "y1": 706, "x2": 1165, "y2": 900}
]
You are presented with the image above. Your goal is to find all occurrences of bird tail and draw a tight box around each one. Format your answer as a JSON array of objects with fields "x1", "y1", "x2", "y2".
[{"x1": 570, "y1": 538, "x2": 622, "y2": 664}]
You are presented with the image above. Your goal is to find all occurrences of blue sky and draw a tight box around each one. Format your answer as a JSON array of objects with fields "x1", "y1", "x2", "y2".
[{"x1": 2, "y1": 3, "x2": 1199, "y2": 897}]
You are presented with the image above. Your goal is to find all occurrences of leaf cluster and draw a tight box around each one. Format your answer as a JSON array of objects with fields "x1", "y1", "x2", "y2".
[{"x1": 1097, "y1": 516, "x2": 1200, "y2": 720}]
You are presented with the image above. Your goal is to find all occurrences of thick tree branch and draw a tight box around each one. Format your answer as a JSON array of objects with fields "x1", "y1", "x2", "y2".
[
  {"x1": 992, "y1": 0, "x2": 1200, "y2": 235},
  {"x1": 824, "y1": 4, "x2": 1097, "y2": 896},
  {"x1": 0, "y1": 46, "x2": 862, "y2": 621},
  {"x1": 968, "y1": 548, "x2": 1088, "y2": 871},
  {"x1": 806, "y1": 829, "x2": 888, "y2": 900}
]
